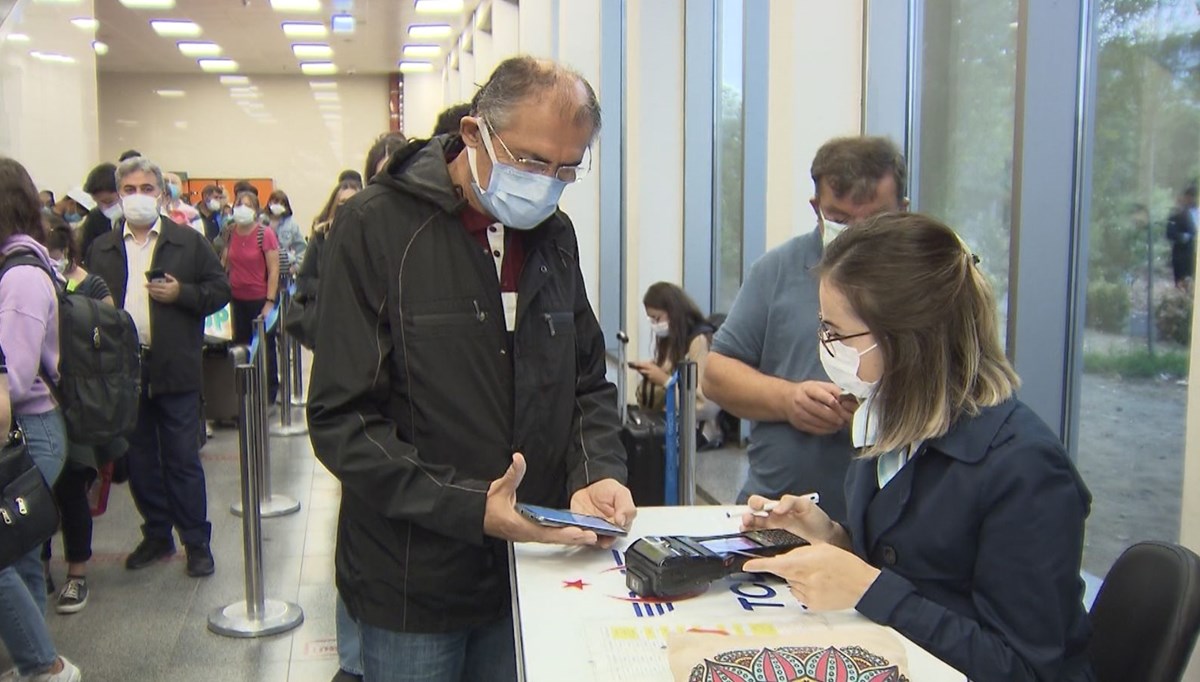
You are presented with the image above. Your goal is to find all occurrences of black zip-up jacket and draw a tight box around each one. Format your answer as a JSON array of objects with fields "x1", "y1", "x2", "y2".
[
  {"x1": 307, "y1": 136, "x2": 627, "y2": 633},
  {"x1": 85, "y1": 217, "x2": 231, "y2": 395}
]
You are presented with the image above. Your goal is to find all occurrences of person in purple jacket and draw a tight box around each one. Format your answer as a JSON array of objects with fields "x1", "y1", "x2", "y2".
[{"x1": 0, "y1": 156, "x2": 81, "y2": 681}]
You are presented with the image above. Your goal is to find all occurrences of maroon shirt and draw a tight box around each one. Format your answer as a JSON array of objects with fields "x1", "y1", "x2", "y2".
[{"x1": 460, "y1": 204, "x2": 525, "y2": 293}]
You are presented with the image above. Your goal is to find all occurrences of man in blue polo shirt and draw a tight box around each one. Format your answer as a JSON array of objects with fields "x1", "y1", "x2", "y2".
[{"x1": 703, "y1": 136, "x2": 907, "y2": 523}]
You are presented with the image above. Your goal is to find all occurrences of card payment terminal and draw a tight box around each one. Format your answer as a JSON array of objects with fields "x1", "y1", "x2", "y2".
[{"x1": 624, "y1": 529, "x2": 809, "y2": 598}]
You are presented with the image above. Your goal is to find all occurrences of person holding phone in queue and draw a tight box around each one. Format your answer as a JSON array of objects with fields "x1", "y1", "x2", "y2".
[
  {"x1": 739, "y1": 213, "x2": 1095, "y2": 681},
  {"x1": 85, "y1": 156, "x2": 231, "y2": 579},
  {"x1": 307, "y1": 57, "x2": 633, "y2": 682}
]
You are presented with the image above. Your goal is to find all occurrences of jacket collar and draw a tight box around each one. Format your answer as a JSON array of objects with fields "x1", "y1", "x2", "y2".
[{"x1": 923, "y1": 399, "x2": 1020, "y2": 464}]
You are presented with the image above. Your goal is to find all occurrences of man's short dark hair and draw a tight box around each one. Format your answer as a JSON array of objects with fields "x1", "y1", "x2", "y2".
[
  {"x1": 364, "y1": 134, "x2": 408, "y2": 180},
  {"x1": 83, "y1": 162, "x2": 118, "y2": 195},
  {"x1": 434, "y1": 103, "x2": 472, "y2": 137},
  {"x1": 471, "y1": 56, "x2": 601, "y2": 138},
  {"x1": 118, "y1": 149, "x2": 142, "y2": 162},
  {"x1": 811, "y1": 136, "x2": 907, "y2": 205},
  {"x1": 201, "y1": 184, "x2": 220, "y2": 200},
  {"x1": 338, "y1": 169, "x2": 363, "y2": 185},
  {"x1": 233, "y1": 180, "x2": 258, "y2": 197}
]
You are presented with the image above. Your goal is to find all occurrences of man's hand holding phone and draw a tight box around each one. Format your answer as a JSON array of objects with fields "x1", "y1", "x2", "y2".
[
  {"x1": 483, "y1": 453, "x2": 599, "y2": 546},
  {"x1": 146, "y1": 271, "x2": 181, "y2": 304}
]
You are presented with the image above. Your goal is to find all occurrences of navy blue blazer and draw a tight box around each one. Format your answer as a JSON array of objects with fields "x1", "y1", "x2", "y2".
[{"x1": 848, "y1": 399, "x2": 1096, "y2": 681}]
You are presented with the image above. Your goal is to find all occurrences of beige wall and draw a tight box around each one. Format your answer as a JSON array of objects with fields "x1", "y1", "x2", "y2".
[
  {"x1": 97, "y1": 72, "x2": 389, "y2": 234},
  {"x1": 765, "y1": 0, "x2": 863, "y2": 250},
  {"x1": 404, "y1": 72, "x2": 445, "y2": 139},
  {"x1": 0, "y1": 0, "x2": 100, "y2": 197}
]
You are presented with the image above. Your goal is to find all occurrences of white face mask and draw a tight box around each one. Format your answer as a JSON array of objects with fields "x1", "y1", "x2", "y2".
[
  {"x1": 232, "y1": 205, "x2": 257, "y2": 226},
  {"x1": 269, "y1": 203, "x2": 286, "y2": 216},
  {"x1": 650, "y1": 320, "x2": 670, "y2": 338},
  {"x1": 818, "y1": 338, "x2": 878, "y2": 401},
  {"x1": 821, "y1": 211, "x2": 849, "y2": 247},
  {"x1": 54, "y1": 257, "x2": 69, "y2": 274},
  {"x1": 206, "y1": 198, "x2": 222, "y2": 212},
  {"x1": 101, "y1": 203, "x2": 123, "y2": 222},
  {"x1": 121, "y1": 193, "x2": 160, "y2": 226}
]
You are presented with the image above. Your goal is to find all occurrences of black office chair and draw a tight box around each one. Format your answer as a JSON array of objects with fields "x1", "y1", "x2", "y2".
[{"x1": 1088, "y1": 541, "x2": 1200, "y2": 682}]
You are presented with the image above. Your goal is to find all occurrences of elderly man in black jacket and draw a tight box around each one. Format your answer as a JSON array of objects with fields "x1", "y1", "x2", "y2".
[
  {"x1": 308, "y1": 56, "x2": 633, "y2": 682},
  {"x1": 86, "y1": 156, "x2": 231, "y2": 579}
]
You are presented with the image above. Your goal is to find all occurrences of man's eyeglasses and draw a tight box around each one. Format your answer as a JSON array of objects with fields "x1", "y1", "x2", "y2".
[
  {"x1": 817, "y1": 320, "x2": 871, "y2": 357},
  {"x1": 487, "y1": 123, "x2": 591, "y2": 184}
]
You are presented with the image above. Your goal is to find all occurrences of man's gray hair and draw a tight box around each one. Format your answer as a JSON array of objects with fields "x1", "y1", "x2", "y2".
[
  {"x1": 115, "y1": 156, "x2": 165, "y2": 192},
  {"x1": 471, "y1": 56, "x2": 601, "y2": 138}
]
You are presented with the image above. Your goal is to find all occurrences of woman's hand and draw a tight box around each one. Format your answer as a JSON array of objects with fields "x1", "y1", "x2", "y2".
[
  {"x1": 743, "y1": 543, "x2": 881, "y2": 612},
  {"x1": 261, "y1": 300, "x2": 276, "y2": 319},
  {"x1": 630, "y1": 361, "x2": 669, "y2": 387},
  {"x1": 741, "y1": 494, "x2": 848, "y2": 548}
]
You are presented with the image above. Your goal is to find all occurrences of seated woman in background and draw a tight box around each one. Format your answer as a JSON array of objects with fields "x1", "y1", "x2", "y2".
[
  {"x1": 741, "y1": 213, "x2": 1094, "y2": 681},
  {"x1": 631, "y1": 282, "x2": 723, "y2": 446}
]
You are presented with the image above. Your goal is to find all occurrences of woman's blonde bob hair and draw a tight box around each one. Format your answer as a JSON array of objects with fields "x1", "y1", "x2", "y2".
[{"x1": 816, "y1": 212, "x2": 1020, "y2": 457}]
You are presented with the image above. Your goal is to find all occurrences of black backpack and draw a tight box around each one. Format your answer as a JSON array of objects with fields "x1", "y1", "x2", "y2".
[{"x1": 0, "y1": 252, "x2": 141, "y2": 446}]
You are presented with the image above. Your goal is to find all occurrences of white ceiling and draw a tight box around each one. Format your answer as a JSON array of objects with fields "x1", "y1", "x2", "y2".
[{"x1": 93, "y1": 0, "x2": 479, "y2": 75}]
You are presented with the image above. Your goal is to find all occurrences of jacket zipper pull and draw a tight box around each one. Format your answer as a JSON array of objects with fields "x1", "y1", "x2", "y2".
[
  {"x1": 473, "y1": 300, "x2": 487, "y2": 322},
  {"x1": 544, "y1": 313, "x2": 557, "y2": 337}
]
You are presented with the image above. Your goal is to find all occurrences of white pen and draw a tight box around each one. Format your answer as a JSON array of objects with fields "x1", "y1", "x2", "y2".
[{"x1": 726, "y1": 493, "x2": 820, "y2": 518}]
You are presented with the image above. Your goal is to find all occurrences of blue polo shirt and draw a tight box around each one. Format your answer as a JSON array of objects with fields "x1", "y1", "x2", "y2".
[{"x1": 710, "y1": 226, "x2": 854, "y2": 522}]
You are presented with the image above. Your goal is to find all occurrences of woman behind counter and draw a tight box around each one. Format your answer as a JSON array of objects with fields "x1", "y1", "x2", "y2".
[{"x1": 741, "y1": 213, "x2": 1095, "y2": 682}]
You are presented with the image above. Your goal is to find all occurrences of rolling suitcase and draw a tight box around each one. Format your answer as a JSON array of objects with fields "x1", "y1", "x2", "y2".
[
  {"x1": 616, "y1": 331, "x2": 669, "y2": 506},
  {"x1": 202, "y1": 341, "x2": 240, "y2": 425}
]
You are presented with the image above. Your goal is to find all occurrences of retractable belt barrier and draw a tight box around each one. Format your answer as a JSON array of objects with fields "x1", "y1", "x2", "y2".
[
  {"x1": 231, "y1": 318, "x2": 300, "y2": 519},
  {"x1": 272, "y1": 273, "x2": 307, "y2": 436},
  {"x1": 208, "y1": 347, "x2": 304, "y2": 638}
]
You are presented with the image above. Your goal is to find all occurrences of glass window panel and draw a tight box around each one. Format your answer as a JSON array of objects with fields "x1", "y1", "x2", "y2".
[
  {"x1": 712, "y1": 0, "x2": 744, "y2": 314},
  {"x1": 1078, "y1": 0, "x2": 1199, "y2": 578},
  {"x1": 916, "y1": 0, "x2": 1019, "y2": 337}
]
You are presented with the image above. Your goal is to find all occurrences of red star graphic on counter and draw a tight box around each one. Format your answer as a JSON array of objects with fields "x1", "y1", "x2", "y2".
[{"x1": 561, "y1": 579, "x2": 590, "y2": 590}]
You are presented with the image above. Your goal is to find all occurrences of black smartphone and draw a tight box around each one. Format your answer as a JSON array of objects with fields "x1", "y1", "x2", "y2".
[
  {"x1": 515, "y1": 503, "x2": 628, "y2": 537},
  {"x1": 145, "y1": 269, "x2": 166, "y2": 283}
]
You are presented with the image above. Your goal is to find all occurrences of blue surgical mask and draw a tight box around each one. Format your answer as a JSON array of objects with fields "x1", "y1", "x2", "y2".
[
  {"x1": 65, "y1": 212, "x2": 82, "y2": 223},
  {"x1": 168, "y1": 184, "x2": 181, "y2": 200},
  {"x1": 465, "y1": 121, "x2": 567, "y2": 230}
]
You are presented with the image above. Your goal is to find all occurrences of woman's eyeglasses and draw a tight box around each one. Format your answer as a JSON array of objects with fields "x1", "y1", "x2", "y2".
[{"x1": 817, "y1": 320, "x2": 871, "y2": 357}]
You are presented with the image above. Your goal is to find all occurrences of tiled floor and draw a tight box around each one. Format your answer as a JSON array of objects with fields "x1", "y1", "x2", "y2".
[{"x1": 0, "y1": 400, "x2": 752, "y2": 681}]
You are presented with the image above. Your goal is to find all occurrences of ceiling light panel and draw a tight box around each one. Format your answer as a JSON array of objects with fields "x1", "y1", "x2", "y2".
[
  {"x1": 300, "y1": 61, "x2": 337, "y2": 75},
  {"x1": 30, "y1": 51, "x2": 77, "y2": 63},
  {"x1": 308, "y1": 80, "x2": 337, "y2": 90},
  {"x1": 219, "y1": 75, "x2": 250, "y2": 85},
  {"x1": 198, "y1": 58, "x2": 238, "y2": 72},
  {"x1": 5, "y1": 34, "x2": 31, "y2": 43},
  {"x1": 271, "y1": 0, "x2": 321, "y2": 11},
  {"x1": 399, "y1": 61, "x2": 434, "y2": 73},
  {"x1": 151, "y1": 20, "x2": 201, "y2": 37},
  {"x1": 281, "y1": 21, "x2": 327, "y2": 37},
  {"x1": 403, "y1": 44, "x2": 440, "y2": 57},
  {"x1": 408, "y1": 24, "x2": 451, "y2": 38},
  {"x1": 291, "y1": 43, "x2": 332, "y2": 58},
  {"x1": 312, "y1": 91, "x2": 339, "y2": 101},
  {"x1": 119, "y1": 0, "x2": 176, "y2": 8},
  {"x1": 155, "y1": 89, "x2": 185, "y2": 97},
  {"x1": 92, "y1": 41, "x2": 109, "y2": 55},
  {"x1": 71, "y1": 17, "x2": 99, "y2": 30},
  {"x1": 415, "y1": 0, "x2": 464, "y2": 13},
  {"x1": 177, "y1": 41, "x2": 220, "y2": 56}
]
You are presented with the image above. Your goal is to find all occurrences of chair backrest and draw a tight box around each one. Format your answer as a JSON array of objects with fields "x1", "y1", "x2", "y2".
[{"x1": 1088, "y1": 541, "x2": 1200, "y2": 682}]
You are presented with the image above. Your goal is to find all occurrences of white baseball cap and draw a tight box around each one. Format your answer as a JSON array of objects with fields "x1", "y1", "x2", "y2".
[{"x1": 65, "y1": 187, "x2": 97, "y2": 211}]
